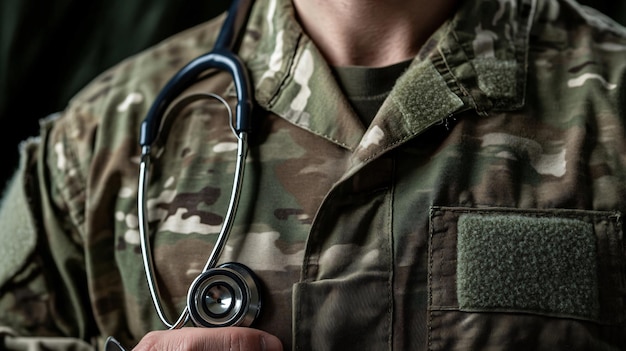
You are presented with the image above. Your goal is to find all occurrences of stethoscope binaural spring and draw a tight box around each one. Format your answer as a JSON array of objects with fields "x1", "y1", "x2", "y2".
[{"x1": 106, "y1": 1, "x2": 259, "y2": 350}]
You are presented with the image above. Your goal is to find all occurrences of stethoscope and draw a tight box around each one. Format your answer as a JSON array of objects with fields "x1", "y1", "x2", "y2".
[{"x1": 106, "y1": 0, "x2": 259, "y2": 349}]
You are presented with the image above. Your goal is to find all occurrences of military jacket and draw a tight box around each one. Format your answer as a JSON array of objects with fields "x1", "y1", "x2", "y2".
[{"x1": 1, "y1": 0, "x2": 625, "y2": 350}]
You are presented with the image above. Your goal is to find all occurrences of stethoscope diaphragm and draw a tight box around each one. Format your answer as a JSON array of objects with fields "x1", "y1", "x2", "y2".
[{"x1": 187, "y1": 262, "x2": 262, "y2": 327}]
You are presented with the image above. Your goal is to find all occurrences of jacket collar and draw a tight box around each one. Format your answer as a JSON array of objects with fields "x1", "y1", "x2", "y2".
[{"x1": 239, "y1": 0, "x2": 535, "y2": 156}]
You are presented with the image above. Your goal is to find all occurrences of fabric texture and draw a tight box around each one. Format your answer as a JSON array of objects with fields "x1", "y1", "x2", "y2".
[
  {"x1": 0, "y1": 0, "x2": 625, "y2": 350},
  {"x1": 0, "y1": 157, "x2": 37, "y2": 285},
  {"x1": 332, "y1": 60, "x2": 412, "y2": 125}
]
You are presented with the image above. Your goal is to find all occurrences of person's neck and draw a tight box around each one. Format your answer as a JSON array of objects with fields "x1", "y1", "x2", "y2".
[{"x1": 292, "y1": 0, "x2": 460, "y2": 67}]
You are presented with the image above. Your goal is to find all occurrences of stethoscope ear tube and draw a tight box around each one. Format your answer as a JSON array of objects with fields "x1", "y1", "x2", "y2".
[{"x1": 138, "y1": 104, "x2": 252, "y2": 330}]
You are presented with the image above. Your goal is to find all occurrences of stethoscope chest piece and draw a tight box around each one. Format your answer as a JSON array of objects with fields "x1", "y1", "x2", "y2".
[{"x1": 187, "y1": 262, "x2": 261, "y2": 327}]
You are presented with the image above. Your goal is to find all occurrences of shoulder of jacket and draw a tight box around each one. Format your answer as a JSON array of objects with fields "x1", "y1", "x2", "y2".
[
  {"x1": 67, "y1": 13, "x2": 229, "y2": 111},
  {"x1": 533, "y1": 0, "x2": 626, "y2": 38}
]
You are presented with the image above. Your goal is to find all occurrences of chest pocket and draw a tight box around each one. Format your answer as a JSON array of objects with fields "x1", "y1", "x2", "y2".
[{"x1": 428, "y1": 207, "x2": 626, "y2": 351}]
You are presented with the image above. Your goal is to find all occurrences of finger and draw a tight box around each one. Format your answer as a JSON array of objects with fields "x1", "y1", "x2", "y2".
[{"x1": 132, "y1": 327, "x2": 283, "y2": 351}]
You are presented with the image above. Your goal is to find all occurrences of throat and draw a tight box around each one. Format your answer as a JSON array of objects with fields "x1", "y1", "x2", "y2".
[{"x1": 293, "y1": 0, "x2": 460, "y2": 67}]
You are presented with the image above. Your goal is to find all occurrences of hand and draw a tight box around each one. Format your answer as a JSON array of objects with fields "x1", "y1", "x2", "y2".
[{"x1": 131, "y1": 327, "x2": 283, "y2": 351}]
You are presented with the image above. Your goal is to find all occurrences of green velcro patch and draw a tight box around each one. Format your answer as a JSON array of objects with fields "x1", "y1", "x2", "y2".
[
  {"x1": 457, "y1": 213, "x2": 599, "y2": 319},
  {"x1": 472, "y1": 58, "x2": 518, "y2": 101},
  {"x1": 392, "y1": 61, "x2": 463, "y2": 131}
]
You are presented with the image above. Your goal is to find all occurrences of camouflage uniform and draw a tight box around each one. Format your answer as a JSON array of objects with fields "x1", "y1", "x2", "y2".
[{"x1": 1, "y1": 0, "x2": 625, "y2": 349}]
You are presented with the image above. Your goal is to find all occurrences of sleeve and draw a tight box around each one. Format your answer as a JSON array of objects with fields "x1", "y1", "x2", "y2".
[{"x1": 0, "y1": 115, "x2": 98, "y2": 351}]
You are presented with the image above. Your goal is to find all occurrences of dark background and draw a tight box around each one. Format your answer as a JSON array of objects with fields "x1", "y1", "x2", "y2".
[
  {"x1": 0, "y1": 0, "x2": 230, "y2": 188},
  {"x1": 0, "y1": 0, "x2": 624, "y2": 188}
]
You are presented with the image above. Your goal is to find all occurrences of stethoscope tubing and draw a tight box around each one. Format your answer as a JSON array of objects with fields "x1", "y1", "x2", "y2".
[
  {"x1": 139, "y1": 49, "x2": 253, "y2": 147},
  {"x1": 138, "y1": 145, "x2": 191, "y2": 329},
  {"x1": 204, "y1": 132, "x2": 249, "y2": 272},
  {"x1": 139, "y1": 0, "x2": 254, "y2": 148}
]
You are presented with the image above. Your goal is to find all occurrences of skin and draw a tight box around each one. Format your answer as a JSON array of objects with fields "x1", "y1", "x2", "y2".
[
  {"x1": 131, "y1": 327, "x2": 283, "y2": 351},
  {"x1": 292, "y1": 0, "x2": 461, "y2": 67},
  {"x1": 131, "y1": 0, "x2": 460, "y2": 349}
]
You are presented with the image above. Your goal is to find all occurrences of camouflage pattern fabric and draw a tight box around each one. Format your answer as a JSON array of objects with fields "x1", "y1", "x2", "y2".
[{"x1": 0, "y1": 0, "x2": 625, "y2": 350}]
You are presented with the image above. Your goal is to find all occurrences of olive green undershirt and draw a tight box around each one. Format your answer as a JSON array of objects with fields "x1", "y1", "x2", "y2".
[{"x1": 332, "y1": 59, "x2": 412, "y2": 126}]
